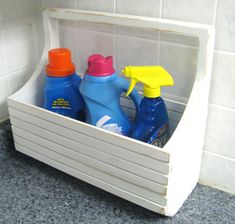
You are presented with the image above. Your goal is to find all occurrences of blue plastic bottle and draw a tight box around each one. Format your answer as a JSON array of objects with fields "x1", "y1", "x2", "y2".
[
  {"x1": 43, "y1": 48, "x2": 85, "y2": 120},
  {"x1": 122, "y1": 66, "x2": 174, "y2": 147},
  {"x1": 79, "y1": 54, "x2": 141, "y2": 136},
  {"x1": 132, "y1": 97, "x2": 170, "y2": 147}
]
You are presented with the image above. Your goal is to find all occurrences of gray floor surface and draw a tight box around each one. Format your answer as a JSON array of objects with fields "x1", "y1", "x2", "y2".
[{"x1": 0, "y1": 120, "x2": 235, "y2": 224}]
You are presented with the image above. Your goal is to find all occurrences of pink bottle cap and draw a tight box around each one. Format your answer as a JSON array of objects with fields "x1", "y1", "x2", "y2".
[{"x1": 86, "y1": 54, "x2": 115, "y2": 76}]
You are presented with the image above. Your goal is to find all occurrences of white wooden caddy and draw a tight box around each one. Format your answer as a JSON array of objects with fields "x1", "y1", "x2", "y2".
[{"x1": 8, "y1": 9, "x2": 214, "y2": 216}]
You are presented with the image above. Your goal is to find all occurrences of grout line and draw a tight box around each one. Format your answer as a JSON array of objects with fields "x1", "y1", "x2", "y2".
[
  {"x1": 113, "y1": 0, "x2": 117, "y2": 68},
  {"x1": 6, "y1": 64, "x2": 35, "y2": 94},
  {"x1": 74, "y1": 27, "x2": 197, "y2": 49},
  {"x1": 160, "y1": 39, "x2": 197, "y2": 49},
  {"x1": 75, "y1": 0, "x2": 77, "y2": 9},
  {"x1": 0, "y1": 13, "x2": 8, "y2": 76},
  {"x1": 0, "y1": 24, "x2": 32, "y2": 33},
  {"x1": 114, "y1": 26, "x2": 117, "y2": 69},
  {"x1": 42, "y1": 0, "x2": 45, "y2": 9},
  {"x1": 32, "y1": 17, "x2": 42, "y2": 65},
  {"x1": 214, "y1": 49, "x2": 235, "y2": 56},
  {"x1": 2, "y1": 65, "x2": 36, "y2": 79},
  {"x1": 157, "y1": 33, "x2": 161, "y2": 64},
  {"x1": 203, "y1": 149, "x2": 235, "y2": 163},
  {"x1": 114, "y1": 0, "x2": 117, "y2": 13},
  {"x1": 157, "y1": 0, "x2": 162, "y2": 64},
  {"x1": 208, "y1": 103, "x2": 235, "y2": 113},
  {"x1": 76, "y1": 18, "x2": 80, "y2": 70},
  {"x1": 158, "y1": 0, "x2": 163, "y2": 65},
  {"x1": 212, "y1": 0, "x2": 219, "y2": 26},
  {"x1": 0, "y1": 12, "x2": 10, "y2": 96},
  {"x1": 159, "y1": 0, "x2": 163, "y2": 18}
]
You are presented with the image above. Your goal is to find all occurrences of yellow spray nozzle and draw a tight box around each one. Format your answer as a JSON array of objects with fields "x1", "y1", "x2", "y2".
[
  {"x1": 126, "y1": 78, "x2": 137, "y2": 96},
  {"x1": 122, "y1": 66, "x2": 174, "y2": 98}
]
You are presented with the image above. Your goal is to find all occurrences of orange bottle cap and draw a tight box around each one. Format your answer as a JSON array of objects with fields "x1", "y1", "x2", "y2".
[{"x1": 46, "y1": 48, "x2": 75, "y2": 77}]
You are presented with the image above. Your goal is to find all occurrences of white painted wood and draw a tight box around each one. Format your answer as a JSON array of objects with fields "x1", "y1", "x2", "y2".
[
  {"x1": 12, "y1": 124, "x2": 168, "y2": 193},
  {"x1": 13, "y1": 134, "x2": 167, "y2": 206},
  {"x1": 14, "y1": 143, "x2": 166, "y2": 215},
  {"x1": 9, "y1": 106, "x2": 170, "y2": 174},
  {"x1": 7, "y1": 8, "x2": 214, "y2": 216},
  {"x1": 11, "y1": 116, "x2": 168, "y2": 185}
]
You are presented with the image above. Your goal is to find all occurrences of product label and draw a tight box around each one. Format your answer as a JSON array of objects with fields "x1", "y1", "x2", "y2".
[
  {"x1": 148, "y1": 123, "x2": 170, "y2": 148},
  {"x1": 96, "y1": 115, "x2": 123, "y2": 134},
  {"x1": 52, "y1": 98, "x2": 71, "y2": 110}
]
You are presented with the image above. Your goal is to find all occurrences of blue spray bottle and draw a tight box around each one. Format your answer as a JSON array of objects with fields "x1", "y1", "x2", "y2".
[
  {"x1": 79, "y1": 54, "x2": 141, "y2": 136},
  {"x1": 122, "y1": 66, "x2": 174, "y2": 147}
]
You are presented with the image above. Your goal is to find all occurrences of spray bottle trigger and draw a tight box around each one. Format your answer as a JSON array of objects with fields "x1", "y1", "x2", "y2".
[{"x1": 126, "y1": 78, "x2": 137, "y2": 96}]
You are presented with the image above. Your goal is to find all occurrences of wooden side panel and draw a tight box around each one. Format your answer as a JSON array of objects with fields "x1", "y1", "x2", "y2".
[
  {"x1": 8, "y1": 101, "x2": 170, "y2": 167},
  {"x1": 14, "y1": 143, "x2": 166, "y2": 214},
  {"x1": 11, "y1": 117, "x2": 168, "y2": 186}
]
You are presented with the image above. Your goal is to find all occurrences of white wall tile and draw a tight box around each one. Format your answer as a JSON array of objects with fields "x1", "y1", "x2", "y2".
[
  {"x1": 162, "y1": 0, "x2": 217, "y2": 24},
  {"x1": 78, "y1": 30, "x2": 115, "y2": 73},
  {"x1": 0, "y1": 8, "x2": 2, "y2": 31},
  {"x1": 215, "y1": 0, "x2": 235, "y2": 52},
  {"x1": 116, "y1": 0, "x2": 161, "y2": 17},
  {"x1": 78, "y1": 21, "x2": 115, "y2": 34},
  {"x1": 160, "y1": 43, "x2": 197, "y2": 100},
  {"x1": 34, "y1": 22, "x2": 44, "y2": 62},
  {"x1": 8, "y1": 67, "x2": 34, "y2": 94},
  {"x1": 59, "y1": 26, "x2": 79, "y2": 69},
  {"x1": 43, "y1": 0, "x2": 76, "y2": 9},
  {"x1": 3, "y1": 25, "x2": 37, "y2": 74},
  {"x1": 0, "y1": 0, "x2": 42, "y2": 30},
  {"x1": 160, "y1": 32, "x2": 199, "y2": 47},
  {"x1": 200, "y1": 151, "x2": 235, "y2": 194},
  {"x1": 117, "y1": 26, "x2": 159, "y2": 41},
  {"x1": 209, "y1": 51, "x2": 235, "y2": 109},
  {"x1": 76, "y1": 0, "x2": 115, "y2": 12},
  {"x1": 116, "y1": 35, "x2": 159, "y2": 75},
  {"x1": 0, "y1": 76, "x2": 9, "y2": 121},
  {"x1": 59, "y1": 20, "x2": 78, "y2": 29},
  {"x1": 0, "y1": 32, "x2": 6, "y2": 76},
  {"x1": 205, "y1": 105, "x2": 235, "y2": 159}
]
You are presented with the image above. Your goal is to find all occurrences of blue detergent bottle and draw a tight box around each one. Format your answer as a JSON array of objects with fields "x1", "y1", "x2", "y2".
[
  {"x1": 43, "y1": 48, "x2": 85, "y2": 120},
  {"x1": 122, "y1": 66, "x2": 174, "y2": 147},
  {"x1": 79, "y1": 54, "x2": 141, "y2": 136}
]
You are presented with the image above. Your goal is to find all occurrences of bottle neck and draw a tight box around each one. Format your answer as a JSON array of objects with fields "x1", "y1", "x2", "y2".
[
  {"x1": 84, "y1": 72, "x2": 117, "y2": 83},
  {"x1": 143, "y1": 96, "x2": 162, "y2": 101},
  {"x1": 143, "y1": 86, "x2": 161, "y2": 98},
  {"x1": 46, "y1": 73, "x2": 75, "y2": 82}
]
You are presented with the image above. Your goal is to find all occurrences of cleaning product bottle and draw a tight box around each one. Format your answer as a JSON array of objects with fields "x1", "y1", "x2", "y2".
[
  {"x1": 79, "y1": 54, "x2": 141, "y2": 136},
  {"x1": 122, "y1": 66, "x2": 174, "y2": 147},
  {"x1": 43, "y1": 48, "x2": 85, "y2": 120}
]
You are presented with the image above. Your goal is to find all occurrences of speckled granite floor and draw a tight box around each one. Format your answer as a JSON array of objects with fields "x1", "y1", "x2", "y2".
[{"x1": 0, "y1": 120, "x2": 235, "y2": 224}]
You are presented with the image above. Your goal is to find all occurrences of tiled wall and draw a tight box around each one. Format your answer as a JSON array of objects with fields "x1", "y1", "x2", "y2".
[
  {"x1": 0, "y1": 0, "x2": 42, "y2": 122},
  {"x1": 0, "y1": 0, "x2": 235, "y2": 194}
]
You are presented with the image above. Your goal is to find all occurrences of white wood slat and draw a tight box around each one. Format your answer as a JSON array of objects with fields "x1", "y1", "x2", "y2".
[
  {"x1": 8, "y1": 100, "x2": 170, "y2": 162},
  {"x1": 14, "y1": 143, "x2": 166, "y2": 214},
  {"x1": 12, "y1": 126, "x2": 167, "y2": 192},
  {"x1": 11, "y1": 117, "x2": 168, "y2": 185},
  {"x1": 9, "y1": 105, "x2": 170, "y2": 174},
  {"x1": 13, "y1": 136, "x2": 167, "y2": 206},
  {"x1": 13, "y1": 130, "x2": 166, "y2": 196}
]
